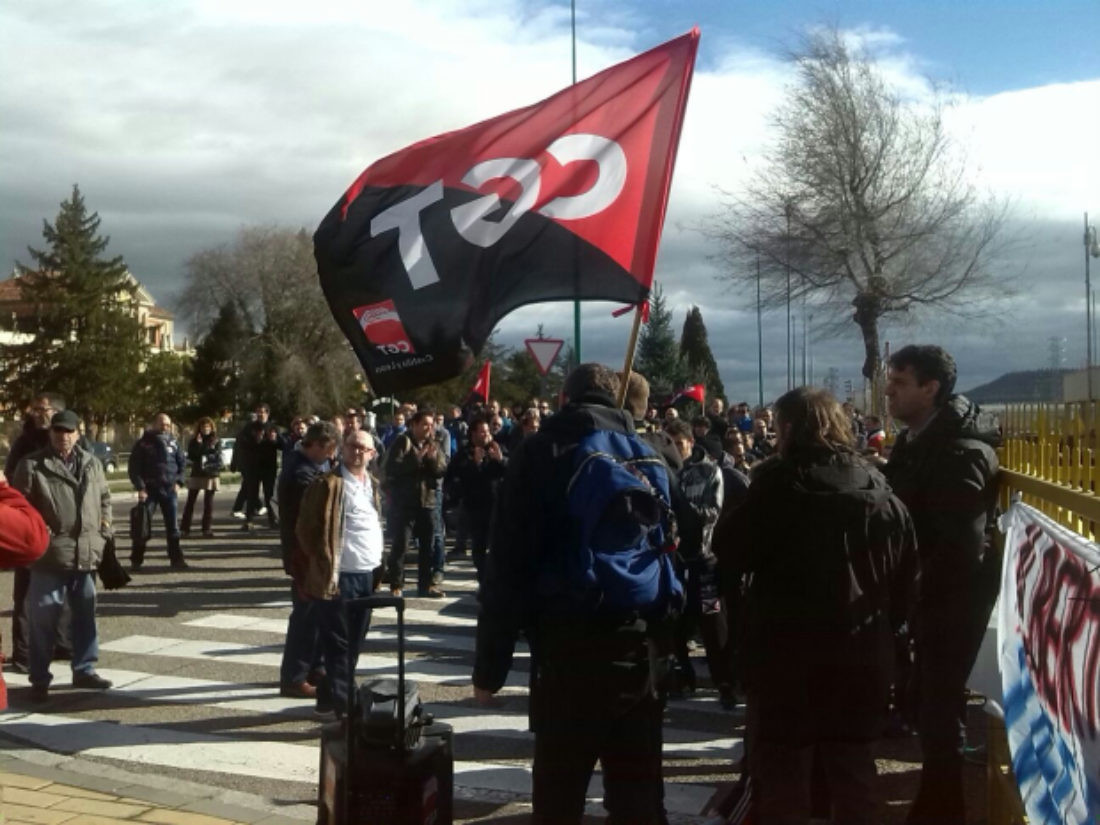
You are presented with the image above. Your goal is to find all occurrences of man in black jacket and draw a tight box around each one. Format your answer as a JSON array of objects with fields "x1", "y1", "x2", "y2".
[
  {"x1": 883, "y1": 345, "x2": 1000, "y2": 825},
  {"x1": 277, "y1": 422, "x2": 338, "y2": 699},
  {"x1": 474, "y1": 364, "x2": 671, "y2": 825},
  {"x1": 4, "y1": 393, "x2": 68, "y2": 671},
  {"x1": 445, "y1": 417, "x2": 506, "y2": 577},
  {"x1": 128, "y1": 413, "x2": 188, "y2": 570}
]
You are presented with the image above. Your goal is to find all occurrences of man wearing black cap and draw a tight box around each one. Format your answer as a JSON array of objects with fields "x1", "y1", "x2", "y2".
[
  {"x1": 12, "y1": 410, "x2": 114, "y2": 702},
  {"x1": 4, "y1": 393, "x2": 69, "y2": 672}
]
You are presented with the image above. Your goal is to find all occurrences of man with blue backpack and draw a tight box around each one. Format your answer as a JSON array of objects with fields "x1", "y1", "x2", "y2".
[{"x1": 473, "y1": 363, "x2": 681, "y2": 825}]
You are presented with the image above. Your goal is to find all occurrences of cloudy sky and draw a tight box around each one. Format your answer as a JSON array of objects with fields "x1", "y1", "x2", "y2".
[{"x1": 2, "y1": 0, "x2": 1098, "y2": 402}]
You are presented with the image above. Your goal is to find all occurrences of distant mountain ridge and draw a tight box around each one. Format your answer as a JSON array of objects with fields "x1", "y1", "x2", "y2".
[{"x1": 963, "y1": 369, "x2": 1071, "y2": 404}]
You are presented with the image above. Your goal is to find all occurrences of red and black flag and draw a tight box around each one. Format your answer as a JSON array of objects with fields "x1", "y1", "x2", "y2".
[
  {"x1": 315, "y1": 29, "x2": 700, "y2": 394},
  {"x1": 468, "y1": 361, "x2": 491, "y2": 405}
]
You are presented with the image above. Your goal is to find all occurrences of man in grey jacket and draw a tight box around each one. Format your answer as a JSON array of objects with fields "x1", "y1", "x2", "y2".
[{"x1": 12, "y1": 410, "x2": 113, "y2": 702}]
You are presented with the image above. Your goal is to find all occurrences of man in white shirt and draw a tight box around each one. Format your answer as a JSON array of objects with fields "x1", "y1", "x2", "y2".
[{"x1": 294, "y1": 429, "x2": 384, "y2": 717}]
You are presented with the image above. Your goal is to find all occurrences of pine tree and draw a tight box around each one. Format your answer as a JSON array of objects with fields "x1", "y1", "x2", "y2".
[
  {"x1": 3, "y1": 185, "x2": 147, "y2": 425},
  {"x1": 634, "y1": 284, "x2": 681, "y2": 397},
  {"x1": 189, "y1": 301, "x2": 253, "y2": 419},
  {"x1": 679, "y1": 305, "x2": 726, "y2": 402}
]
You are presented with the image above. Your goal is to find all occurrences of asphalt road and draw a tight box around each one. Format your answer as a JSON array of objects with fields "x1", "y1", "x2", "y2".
[{"x1": 0, "y1": 487, "x2": 746, "y2": 824}]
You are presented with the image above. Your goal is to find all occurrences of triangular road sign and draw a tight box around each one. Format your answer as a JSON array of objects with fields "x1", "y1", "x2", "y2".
[{"x1": 525, "y1": 337, "x2": 565, "y2": 376}]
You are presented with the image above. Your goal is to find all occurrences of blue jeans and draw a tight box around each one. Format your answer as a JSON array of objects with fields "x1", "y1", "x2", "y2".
[
  {"x1": 28, "y1": 569, "x2": 99, "y2": 687},
  {"x1": 315, "y1": 571, "x2": 375, "y2": 712},
  {"x1": 432, "y1": 488, "x2": 446, "y2": 576},
  {"x1": 280, "y1": 584, "x2": 324, "y2": 686},
  {"x1": 141, "y1": 487, "x2": 181, "y2": 539}
]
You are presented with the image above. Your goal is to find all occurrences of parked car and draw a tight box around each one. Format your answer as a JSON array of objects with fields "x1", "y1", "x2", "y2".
[
  {"x1": 220, "y1": 437, "x2": 236, "y2": 470},
  {"x1": 84, "y1": 440, "x2": 117, "y2": 472}
]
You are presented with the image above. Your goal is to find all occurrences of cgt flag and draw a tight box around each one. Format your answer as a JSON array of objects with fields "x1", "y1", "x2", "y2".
[
  {"x1": 670, "y1": 384, "x2": 706, "y2": 405},
  {"x1": 314, "y1": 29, "x2": 700, "y2": 394}
]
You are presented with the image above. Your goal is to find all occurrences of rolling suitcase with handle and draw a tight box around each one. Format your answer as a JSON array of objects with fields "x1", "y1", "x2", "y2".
[{"x1": 317, "y1": 594, "x2": 454, "y2": 825}]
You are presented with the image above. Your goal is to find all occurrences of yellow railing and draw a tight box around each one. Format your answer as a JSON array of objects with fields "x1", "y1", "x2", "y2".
[
  {"x1": 998, "y1": 401, "x2": 1100, "y2": 540},
  {"x1": 987, "y1": 400, "x2": 1100, "y2": 825}
]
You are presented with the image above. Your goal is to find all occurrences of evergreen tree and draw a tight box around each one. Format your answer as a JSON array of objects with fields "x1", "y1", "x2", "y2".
[
  {"x1": 3, "y1": 185, "x2": 147, "y2": 426},
  {"x1": 189, "y1": 301, "x2": 252, "y2": 418},
  {"x1": 139, "y1": 352, "x2": 195, "y2": 423},
  {"x1": 679, "y1": 305, "x2": 726, "y2": 402},
  {"x1": 634, "y1": 284, "x2": 681, "y2": 397}
]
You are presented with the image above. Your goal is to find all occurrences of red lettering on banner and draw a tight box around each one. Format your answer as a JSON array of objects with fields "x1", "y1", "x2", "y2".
[{"x1": 1016, "y1": 524, "x2": 1100, "y2": 739}]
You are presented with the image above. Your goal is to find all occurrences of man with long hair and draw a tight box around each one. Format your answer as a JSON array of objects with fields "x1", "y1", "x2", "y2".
[{"x1": 714, "y1": 387, "x2": 917, "y2": 824}]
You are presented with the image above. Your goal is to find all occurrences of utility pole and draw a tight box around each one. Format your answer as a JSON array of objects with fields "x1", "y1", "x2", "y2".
[
  {"x1": 785, "y1": 205, "x2": 792, "y2": 390},
  {"x1": 756, "y1": 255, "x2": 764, "y2": 408},
  {"x1": 570, "y1": 0, "x2": 581, "y2": 366}
]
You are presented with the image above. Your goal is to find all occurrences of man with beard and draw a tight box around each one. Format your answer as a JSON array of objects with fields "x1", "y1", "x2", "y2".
[
  {"x1": 883, "y1": 345, "x2": 1000, "y2": 825},
  {"x1": 446, "y1": 417, "x2": 506, "y2": 577},
  {"x1": 5, "y1": 393, "x2": 69, "y2": 672},
  {"x1": 382, "y1": 409, "x2": 448, "y2": 598}
]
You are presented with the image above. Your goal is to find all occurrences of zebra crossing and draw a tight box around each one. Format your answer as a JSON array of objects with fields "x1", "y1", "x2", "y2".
[{"x1": 0, "y1": 556, "x2": 741, "y2": 822}]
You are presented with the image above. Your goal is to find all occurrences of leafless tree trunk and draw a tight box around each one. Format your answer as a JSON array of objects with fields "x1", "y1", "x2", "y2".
[{"x1": 705, "y1": 28, "x2": 1011, "y2": 381}]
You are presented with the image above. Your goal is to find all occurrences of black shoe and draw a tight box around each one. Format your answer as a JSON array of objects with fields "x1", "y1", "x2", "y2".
[
  {"x1": 718, "y1": 685, "x2": 738, "y2": 711},
  {"x1": 72, "y1": 671, "x2": 112, "y2": 690},
  {"x1": 30, "y1": 684, "x2": 49, "y2": 703},
  {"x1": 8, "y1": 658, "x2": 29, "y2": 675},
  {"x1": 170, "y1": 558, "x2": 190, "y2": 570},
  {"x1": 130, "y1": 558, "x2": 143, "y2": 571}
]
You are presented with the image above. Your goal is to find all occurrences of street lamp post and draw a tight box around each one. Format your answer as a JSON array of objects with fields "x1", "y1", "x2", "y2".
[{"x1": 1086, "y1": 213, "x2": 1100, "y2": 400}]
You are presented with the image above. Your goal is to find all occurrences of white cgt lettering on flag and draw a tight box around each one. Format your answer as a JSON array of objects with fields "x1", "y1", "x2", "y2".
[{"x1": 369, "y1": 133, "x2": 627, "y2": 290}]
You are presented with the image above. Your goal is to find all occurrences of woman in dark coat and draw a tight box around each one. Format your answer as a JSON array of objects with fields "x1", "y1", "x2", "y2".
[
  {"x1": 712, "y1": 387, "x2": 917, "y2": 825},
  {"x1": 181, "y1": 417, "x2": 222, "y2": 538}
]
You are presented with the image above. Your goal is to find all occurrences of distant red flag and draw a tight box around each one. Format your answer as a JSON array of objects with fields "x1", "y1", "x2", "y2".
[
  {"x1": 670, "y1": 384, "x2": 705, "y2": 405},
  {"x1": 315, "y1": 29, "x2": 700, "y2": 394},
  {"x1": 468, "y1": 361, "x2": 491, "y2": 403}
]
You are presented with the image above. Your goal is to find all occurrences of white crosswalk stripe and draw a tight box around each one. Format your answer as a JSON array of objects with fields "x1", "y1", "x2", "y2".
[{"x1": 4, "y1": 561, "x2": 737, "y2": 822}]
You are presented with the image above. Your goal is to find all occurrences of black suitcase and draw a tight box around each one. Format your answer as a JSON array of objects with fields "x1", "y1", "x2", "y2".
[{"x1": 317, "y1": 595, "x2": 454, "y2": 825}]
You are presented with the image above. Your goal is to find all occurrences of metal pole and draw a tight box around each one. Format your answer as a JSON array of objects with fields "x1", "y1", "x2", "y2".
[
  {"x1": 1088, "y1": 212, "x2": 1094, "y2": 401},
  {"x1": 757, "y1": 256, "x2": 764, "y2": 408},
  {"x1": 808, "y1": 314, "x2": 814, "y2": 386},
  {"x1": 571, "y1": 0, "x2": 581, "y2": 366},
  {"x1": 786, "y1": 207, "x2": 792, "y2": 390},
  {"x1": 801, "y1": 283, "x2": 807, "y2": 385}
]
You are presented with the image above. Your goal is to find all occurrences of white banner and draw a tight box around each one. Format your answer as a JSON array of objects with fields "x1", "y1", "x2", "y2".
[{"x1": 999, "y1": 502, "x2": 1100, "y2": 825}]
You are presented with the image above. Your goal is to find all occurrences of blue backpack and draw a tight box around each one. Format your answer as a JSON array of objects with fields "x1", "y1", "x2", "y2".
[{"x1": 541, "y1": 428, "x2": 683, "y2": 616}]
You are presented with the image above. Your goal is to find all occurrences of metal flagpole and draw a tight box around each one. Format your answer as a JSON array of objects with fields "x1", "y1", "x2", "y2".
[
  {"x1": 571, "y1": 0, "x2": 582, "y2": 366},
  {"x1": 785, "y1": 206, "x2": 792, "y2": 390},
  {"x1": 1087, "y1": 212, "x2": 1094, "y2": 401},
  {"x1": 757, "y1": 255, "x2": 764, "y2": 408}
]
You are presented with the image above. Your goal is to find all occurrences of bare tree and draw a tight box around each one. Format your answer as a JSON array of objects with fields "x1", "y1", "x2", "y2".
[
  {"x1": 177, "y1": 225, "x2": 361, "y2": 418},
  {"x1": 706, "y1": 29, "x2": 1011, "y2": 380}
]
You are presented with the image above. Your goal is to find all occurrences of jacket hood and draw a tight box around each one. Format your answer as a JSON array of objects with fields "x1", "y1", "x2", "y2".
[
  {"x1": 922, "y1": 394, "x2": 1001, "y2": 448},
  {"x1": 758, "y1": 449, "x2": 895, "y2": 510},
  {"x1": 540, "y1": 401, "x2": 634, "y2": 441}
]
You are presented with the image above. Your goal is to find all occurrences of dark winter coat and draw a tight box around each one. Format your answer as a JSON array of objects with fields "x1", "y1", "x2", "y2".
[
  {"x1": 128, "y1": 430, "x2": 186, "y2": 492},
  {"x1": 381, "y1": 432, "x2": 448, "y2": 509},
  {"x1": 883, "y1": 395, "x2": 1000, "y2": 608},
  {"x1": 474, "y1": 396, "x2": 663, "y2": 726},
  {"x1": 277, "y1": 447, "x2": 329, "y2": 575},
  {"x1": 187, "y1": 432, "x2": 223, "y2": 478},
  {"x1": 713, "y1": 448, "x2": 917, "y2": 744},
  {"x1": 4, "y1": 421, "x2": 49, "y2": 476},
  {"x1": 447, "y1": 443, "x2": 507, "y2": 513}
]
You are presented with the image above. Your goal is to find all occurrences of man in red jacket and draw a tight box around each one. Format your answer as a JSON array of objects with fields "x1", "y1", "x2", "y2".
[{"x1": 0, "y1": 469, "x2": 50, "y2": 709}]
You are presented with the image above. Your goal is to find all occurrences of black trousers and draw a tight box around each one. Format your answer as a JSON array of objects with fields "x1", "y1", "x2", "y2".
[
  {"x1": 532, "y1": 693, "x2": 668, "y2": 825},
  {"x1": 907, "y1": 593, "x2": 995, "y2": 824},
  {"x1": 462, "y1": 504, "x2": 492, "y2": 576},
  {"x1": 387, "y1": 506, "x2": 438, "y2": 593}
]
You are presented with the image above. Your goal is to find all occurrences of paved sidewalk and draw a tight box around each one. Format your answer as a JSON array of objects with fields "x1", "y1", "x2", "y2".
[{"x1": 0, "y1": 740, "x2": 314, "y2": 825}]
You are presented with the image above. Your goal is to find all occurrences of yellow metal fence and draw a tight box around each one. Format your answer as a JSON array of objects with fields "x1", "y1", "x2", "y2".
[
  {"x1": 998, "y1": 401, "x2": 1100, "y2": 540},
  {"x1": 986, "y1": 401, "x2": 1100, "y2": 824}
]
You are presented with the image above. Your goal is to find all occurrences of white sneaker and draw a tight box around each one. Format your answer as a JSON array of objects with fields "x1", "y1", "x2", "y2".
[
  {"x1": 231, "y1": 511, "x2": 246, "y2": 520},
  {"x1": 257, "y1": 506, "x2": 268, "y2": 516}
]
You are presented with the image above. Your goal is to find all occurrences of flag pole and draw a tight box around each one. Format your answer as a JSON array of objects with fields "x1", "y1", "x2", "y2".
[
  {"x1": 616, "y1": 302, "x2": 645, "y2": 408},
  {"x1": 570, "y1": 0, "x2": 582, "y2": 366}
]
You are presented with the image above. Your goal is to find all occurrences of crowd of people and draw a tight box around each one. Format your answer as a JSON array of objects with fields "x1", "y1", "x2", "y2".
[{"x1": 0, "y1": 343, "x2": 1002, "y2": 825}]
